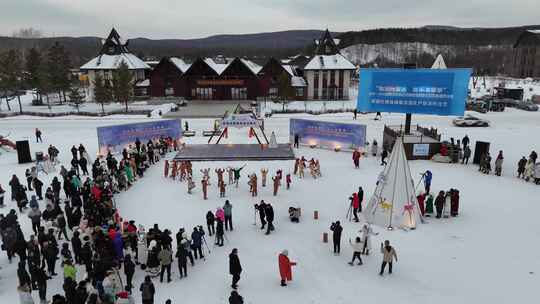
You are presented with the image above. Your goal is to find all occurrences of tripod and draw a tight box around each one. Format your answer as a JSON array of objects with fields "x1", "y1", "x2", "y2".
[
  {"x1": 346, "y1": 202, "x2": 353, "y2": 222},
  {"x1": 202, "y1": 235, "x2": 211, "y2": 254}
]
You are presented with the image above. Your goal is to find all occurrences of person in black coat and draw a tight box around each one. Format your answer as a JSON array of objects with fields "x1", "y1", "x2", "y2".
[
  {"x1": 51, "y1": 177, "x2": 61, "y2": 202},
  {"x1": 63, "y1": 277, "x2": 78, "y2": 304},
  {"x1": 434, "y1": 191, "x2": 446, "y2": 219},
  {"x1": 71, "y1": 158, "x2": 80, "y2": 175},
  {"x1": 124, "y1": 254, "x2": 136, "y2": 290},
  {"x1": 264, "y1": 203, "x2": 274, "y2": 235},
  {"x1": 330, "y1": 221, "x2": 343, "y2": 254},
  {"x1": 175, "y1": 246, "x2": 188, "y2": 278},
  {"x1": 215, "y1": 219, "x2": 224, "y2": 247},
  {"x1": 140, "y1": 276, "x2": 156, "y2": 304},
  {"x1": 71, "y1": 146, "x2": 78, "y2": 160},
  {"x1": 206, "y1": 211, "x2": 215, "y2": 236},
  {"x1": 17, "y1": 261, "x2": 31, "y2": 286},
  {"x1": 33, "y1": 177, "x2": 44, "y2": 200},
  {"x1": 43, "y1": 241, "x2": 59, "y2": 276},
  {"x1": 9, "y1": 174, "x2": 20, "y2": 201},
  {"x1": 381, "y1": 149, "x2": 388, "y2": 166},
  {"x1": 229, "y1": 290, "x2": 244, "y2": 304},
  {"x1": 79, "y1": 156, "x2": 88, "y2": 176},
  {"x1": 229, "y1": 248, "x2": 242, "y2": 289},
  {"x1": 357, "y1": 187, "x2": 364, "y2": 212},
  {"x1": 33, "y1": 264, "x2": 49, "y2": 302},
  {"x1": 71, "y1": 231, "x2": 82, "y2": 264},
  {"x1": 257, "y1": 201, "x2": 266, "y2": 230},
  {"x1": 80, "y1": 240, "x2": 93, "y2": 273},
  {"x1": 25, "y1": 169, "x2": 34, "y2": 191}
]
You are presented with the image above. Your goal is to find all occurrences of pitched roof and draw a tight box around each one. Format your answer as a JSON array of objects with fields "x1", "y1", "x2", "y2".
[
  {"x1": 240, "y1": 59, "x2": 262, "y2": 75},
  {"x1": 204, "y1": 58, "x2": 229, "y2": 74},
  {"x1": 303, "y1": 54, "x2": 356, "y2": 70},
  {"x1": 169, "y1": 57, "x2": 191, "y2": 73},
  {"x1": 282, "y1": 65, "x2": 295, "y2": 76},
  {"x1": 99, "y1": 28, "x2": 130, "y2": 55},
  {"x1": 314, "y1": 29, "x2": 341, "y2": 55},
  {"x1": 80, "y1": 53, "x2": 150, "y2": 70}
]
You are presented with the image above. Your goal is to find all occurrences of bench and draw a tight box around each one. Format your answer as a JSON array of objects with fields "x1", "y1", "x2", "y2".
[
  {"x1": 182, "y1": 131, "x2": 196, "y2": 137},
  {"x1": 202, "y1": 130, "x2": 221, "y2": 137}
]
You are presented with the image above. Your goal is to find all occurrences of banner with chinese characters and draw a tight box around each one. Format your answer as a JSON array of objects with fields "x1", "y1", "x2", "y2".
[
  {"x1": 97, "y1": 119, "x2": 182, "y2": 155},
  {"x1": 220, "y1": 114, "x2": 260, "y2": 129},
  {"x1": 357, "y1": 68, "x2": 471, "y2": 116},
  {"x1": 289, "y1": 118, "x2": 367, "y2": 151}
]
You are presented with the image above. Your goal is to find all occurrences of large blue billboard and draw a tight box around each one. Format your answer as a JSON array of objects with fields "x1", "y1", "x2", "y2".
[
  {"x1": 290, "y1": 119, "x2": 366, "y2": 151},
  {"x1": 97, "y1": 119, "x2": 182, "y2": 155},
  {"x1": 357, "y1": 68, "x2": 471, "y2": 116}
]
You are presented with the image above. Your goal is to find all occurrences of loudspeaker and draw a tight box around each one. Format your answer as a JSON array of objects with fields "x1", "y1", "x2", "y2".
[
  {"x1": 16, "y1": 140, "x2": 32, "y2": 164},
  {"x1": 473, "y1": 141, "x2": 490, "y2": 165}
]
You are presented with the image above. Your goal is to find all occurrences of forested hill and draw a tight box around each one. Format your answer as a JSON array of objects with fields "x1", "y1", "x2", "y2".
[{"x1": 337, "y1": 25, "x2": 540, "y2": 48}]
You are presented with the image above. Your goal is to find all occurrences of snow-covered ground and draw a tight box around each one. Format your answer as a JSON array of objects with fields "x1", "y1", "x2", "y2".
[{"x1": 0, "y1": 105, "x2": 540, "y2": 303}]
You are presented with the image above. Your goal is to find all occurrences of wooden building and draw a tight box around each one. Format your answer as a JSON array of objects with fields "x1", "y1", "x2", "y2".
[
  {"x1": 80, "y1": 28, "x2": 150, "y2": 100},
  {"x1": 512, "y1": 30, "x2": 540, "y2": 78},
  {"x1": 302, "y1": 29, "x2": 356, "y2": 100}
]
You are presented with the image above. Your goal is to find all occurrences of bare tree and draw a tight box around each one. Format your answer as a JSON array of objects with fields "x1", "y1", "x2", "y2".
[{"x1": 12, "y1": 27, "x2": 43, "y2": 38}]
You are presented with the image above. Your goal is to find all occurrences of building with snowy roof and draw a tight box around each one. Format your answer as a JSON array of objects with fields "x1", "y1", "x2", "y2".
[
  {"x1": 80, "y1": 28, "x2": 150, "y2": 100},
  {"x1": 512, "y1": 30, "x2": 540, "y2": 78},
  {"x1": 302, "y1": 29, "x2": 356, "y2": 100}
]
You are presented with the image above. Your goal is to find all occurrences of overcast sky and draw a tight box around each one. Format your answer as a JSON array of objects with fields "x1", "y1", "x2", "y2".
[{"x1": 1, "y1": 0, "x2": 538, "y2": 39}]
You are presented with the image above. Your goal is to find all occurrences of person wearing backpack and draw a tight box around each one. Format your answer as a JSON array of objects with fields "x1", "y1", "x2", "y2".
[{"x1": 139, "y1": 276, "x2": 155, "y2": 304}]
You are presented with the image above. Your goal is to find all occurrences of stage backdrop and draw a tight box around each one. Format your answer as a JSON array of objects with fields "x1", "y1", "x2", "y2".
[
  {"x1": 290, "y1": 119, "x2": 367, "y2": 151},
  {"x1": 97, "y1": 119, "x2": 182, "y2": 155},
  {"x1": 357, "y1": 68, "x2": 471, "y2": 116}
]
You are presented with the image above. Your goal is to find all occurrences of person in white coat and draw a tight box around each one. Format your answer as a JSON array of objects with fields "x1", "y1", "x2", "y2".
[
  {"x1": 17, "y1": 284, "x2": 34, "y2": 304},
  {"x1": 348, "y1": 237, "x2": 364, "y2": 266},
  {"x1": 524, "y1": 159, "x2": 535, "y2": 182},
  {"x1": 102, "y1": 271, "x2": 121, "y2": 302},
  {"x1": 443, "y1": 191, "x2": 451, "y2": 218},
  {"x1": 360, "y1": 223, "x2": 378, "y2": 255}
]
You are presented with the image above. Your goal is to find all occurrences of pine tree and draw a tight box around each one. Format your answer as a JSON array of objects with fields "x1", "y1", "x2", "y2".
[
  {"x1": 274, "y1": 72, "x2": 294, "y2": 111},
  {"x1": 68, "y1": 78, "x2": 85, "y2": 112},
  {"x1": 0, "y1": 49, "x2": 24, "y2": 113},
  {"x1": 112, "y1": 61, "x2": 133, "y2": 112},
  {"x1": 25, "y1": 47, "x2": 43, "y2": 103},
  {"x1": 93, "y1": 74, "x2": 111, "y2": 114},
  {"x1": 47, "y1": 42, "x2": 71, "y2": 104}
]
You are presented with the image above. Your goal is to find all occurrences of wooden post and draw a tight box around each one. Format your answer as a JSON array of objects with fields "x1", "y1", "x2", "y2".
[
  {"x1": 314, "y1": 210, "x2": 319, "y2": 220},
  {"x1": 322, "y1": 232, "x2": 328, "y2": 243}
]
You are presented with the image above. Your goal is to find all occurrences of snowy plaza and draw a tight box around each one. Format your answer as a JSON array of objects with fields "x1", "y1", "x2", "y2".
[{"x1": 0, "y1": 106, "x2": 539, "y2": 303}]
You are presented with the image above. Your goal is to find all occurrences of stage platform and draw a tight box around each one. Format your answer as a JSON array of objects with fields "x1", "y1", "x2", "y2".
[{"x1": 173, "y1": 144, "x2": 295, "y2": 162}]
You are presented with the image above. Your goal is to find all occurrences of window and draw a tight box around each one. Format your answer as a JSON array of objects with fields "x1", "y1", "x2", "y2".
[
  {"x1": 269, "y1": 87, "x2": 278, "y2": 98},
  {"x1": 314, "y1": 72, "x2": 319, "y2": 88},
  {"x1": 295, "y1": 88, "x2": 304, "y2": 97},
  {"x1": 231, "y1": 87, "x2": 248, "y2": 100},
  {"x1": 196, "y1": 87, "x2": 213, "y2": 100}
]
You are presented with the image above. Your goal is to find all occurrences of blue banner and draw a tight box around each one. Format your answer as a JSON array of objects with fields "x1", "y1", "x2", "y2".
[
  {"x1": 289, "y1": 119, "x2": 366, "y2": 151},
  {"x1": 357, "y1": 68, "x2": 471, "y2": 116},
  {"x1": 97, "y1": 119, "x2": 182, "y2": 155}
]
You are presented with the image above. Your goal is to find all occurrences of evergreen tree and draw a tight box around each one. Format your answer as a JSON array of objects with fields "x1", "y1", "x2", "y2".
[
  {"x1": 93, "y1": 74, "x2": 111, "y2": 114},
  {"x1": 25, "y1": 47, "x2": 43, "y2": 103},
  {"x1": 0, "y1": 49, "x2": 24, "y2": 113},
  {"x1": 274, "y1": 72, "x2": 295, "y2": 111},
  {"x1": 68, "y1": 77, "x2": 85, "y2": 112},
  {"x1": 112, "y1": 61, "x2": 133, "y2": 112},
  {"x1": 47, "y1": 42, "x2": 71, "y2": 104}
]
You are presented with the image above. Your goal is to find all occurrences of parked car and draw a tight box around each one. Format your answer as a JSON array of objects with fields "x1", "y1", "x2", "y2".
[
  {"x1": 452, "y1": 115, "x2": 490, "y2": 127},
  {"x1": 516, "y1": 102, "x2": 539, "y2": 112},
  {"x1": 466, "y1": 100, "x2": 488, "y2": 113}
]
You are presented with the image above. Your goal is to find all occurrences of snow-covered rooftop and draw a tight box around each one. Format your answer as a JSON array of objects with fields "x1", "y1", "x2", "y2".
[
  {"x1": 527, "y1": 30, "x2": 540, "y2": 35},
  {"x1": 291, "y1": 76, "x2": 306, "y2": 87},
  {"x1": 303, "y1": 54, "x2": 356, "y2": 70},
  {"x1": 431, "y1": 54, "x2": 447, "y2": 69},
  {"x1": 204, "y1": 58, "x2": 229, "y2": 74},
  {"x1": 170, "y1": 57, "x2": 191, "y2": 73},
  {"x1": 80, "y1": 53, "x2": 150, "y2": 70},
  {"x1": 282, "y1": 65, "x2": 295, "y2": 76},
  {"x1": 240, "y1": 59, "x2": 262, "y2": 75}
]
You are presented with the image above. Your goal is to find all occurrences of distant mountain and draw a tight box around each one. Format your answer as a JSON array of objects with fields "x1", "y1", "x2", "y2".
[
  {"x1": 337, "y1": 25, "x2": 540, "y2": 75},
  {"x1": 0, "y1": 30, "x2": 329, "y2": 66}
]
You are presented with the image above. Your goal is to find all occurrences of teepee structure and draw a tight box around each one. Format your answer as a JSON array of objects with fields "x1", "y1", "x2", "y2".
[
  {"x1": 364, "y1": 138, "x2": 423, "y2": 230},
  {"x1": 431, "y1": 54, "x2": 447, "y2": 69}
]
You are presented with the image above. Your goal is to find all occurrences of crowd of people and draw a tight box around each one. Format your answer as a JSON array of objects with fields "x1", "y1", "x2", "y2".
[{"x1": 0, "y1": 136, "x2": 201, "y2": 304}]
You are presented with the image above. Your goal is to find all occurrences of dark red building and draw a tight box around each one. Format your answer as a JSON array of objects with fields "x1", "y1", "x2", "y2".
[{"x1": 149, "y1": 56, "x2": 306, "y2": 101}]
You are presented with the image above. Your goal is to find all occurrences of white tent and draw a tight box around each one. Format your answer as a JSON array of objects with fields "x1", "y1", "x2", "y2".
[
  {"x1": 431, "y1": 54, "x2": 447, "y2": 69},
  {"x1": 364, "y1": 138, "x2": 422, "y2": 230}
]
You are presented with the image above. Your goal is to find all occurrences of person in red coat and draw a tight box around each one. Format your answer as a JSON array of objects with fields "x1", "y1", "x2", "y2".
[
  {"x1": 351, "y1": 193, "x2": 360, "y2": 222},
  {"x1": 278, "y1": 249, "x2": 296, "y2": 286},
  {"x1": 286, "y1": 174, "x2": 291, "y2": 190},
  {"x1": 450, "y1": 189, "x2": 460, "y2": 217},
  {"x1": 352, "y1": 150, "x2": 361, "y2": 169},
  {"x1": 416, "y1": 193, "x2": 426, "y2": 216}
]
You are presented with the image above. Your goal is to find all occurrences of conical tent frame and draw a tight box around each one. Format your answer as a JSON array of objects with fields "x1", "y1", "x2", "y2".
[{"x1": 366, "y1": 137, "x2": 423, "y2": 230}]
